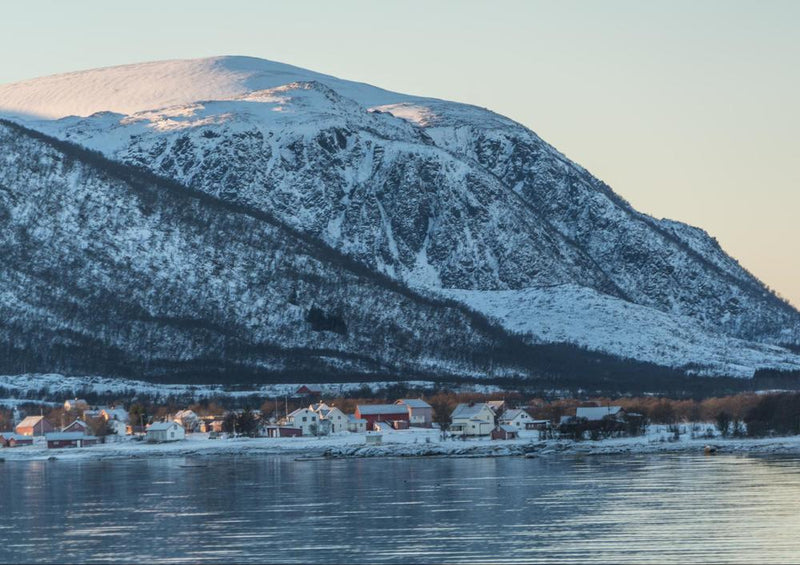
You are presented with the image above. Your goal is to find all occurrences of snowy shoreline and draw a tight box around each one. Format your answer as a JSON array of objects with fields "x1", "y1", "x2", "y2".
[{"x1": 3, "y1": 427, "x2": 800, "y2": 463}]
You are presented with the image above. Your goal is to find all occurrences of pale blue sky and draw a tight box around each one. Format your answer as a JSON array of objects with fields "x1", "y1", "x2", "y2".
[{"x1": 3, "y1": 0, "x2": 798, "y2": 305}]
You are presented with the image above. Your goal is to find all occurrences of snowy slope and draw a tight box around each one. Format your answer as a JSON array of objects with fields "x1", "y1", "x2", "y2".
[
  {"x1": 0, "y1": 56, "x2": 415, "y2": 120},
  {"x1": 0, "y1": 121, "x2": 548, "y2": 382},
  {"x1": 1, "y1": 56, "x2": 799, "y2": 380},
  {"x1": 443, "y1": 286, "x2": 800, "y2": 378}
]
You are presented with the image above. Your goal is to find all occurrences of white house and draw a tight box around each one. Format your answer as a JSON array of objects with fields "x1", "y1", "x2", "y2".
[
  {"x1": 107, "y1": 419, "x2": 127, "y2": 437},
  {"x1": 63, "y1": 398, "x2": 88, "y2": 412},
  {"x1": 312, "y1": 404, "x2": 349, "y2": 434},
  {"x1": 101, "y1": 407, "x2": 129, "y2": 424},
  {"x1": 575, "y1": 406, "x2": 625, "y2": 421},
  {"x1": 173, "y1": 409, "x2": 199, "y2": 431},
  {"x1": 146, "y1": 422, "x2": 185, "y2": 442},
  {"x1": 347, "y1": 414, "x2": 367, "y2": 433},
  {"x1": 499, "y1": 409, "x2": 533, "y2": 430},
  {"x1": 487, "y1": 400, "x2": 507, "y2": 414},
  {"x1": 284, "y1": 408, "x2": 320, "y2": 436},
  {"x1": 395, "y1": 399, "x2": 433, "y2": 427},
  {"x1": 450, "y1": 403, "x2": 495, "y2": 437}
]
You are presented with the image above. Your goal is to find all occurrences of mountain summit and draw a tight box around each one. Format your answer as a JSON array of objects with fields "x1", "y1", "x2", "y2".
[{"x1": 1, "y1": 56, "x2": 798, "y2": 382}]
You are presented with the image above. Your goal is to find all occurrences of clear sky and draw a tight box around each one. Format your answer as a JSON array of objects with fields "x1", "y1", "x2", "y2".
[{"x1": 3, "y1": 0, "x2": 798, "y2": 306}]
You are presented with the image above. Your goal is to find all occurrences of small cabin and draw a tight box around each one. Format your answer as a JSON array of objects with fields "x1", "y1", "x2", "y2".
[
  {"x1": 264, "y1": 426, "x2": 303, "y2": 438},
  {"x1": 146, "y1": 422, "x2": 186, "y2": 443},
  {"x1": 365, "y1": 433, "x2": 382, "y2": 445},
  {"x1": 491, "y1": 425, "x2": 519, "y2": 440}
]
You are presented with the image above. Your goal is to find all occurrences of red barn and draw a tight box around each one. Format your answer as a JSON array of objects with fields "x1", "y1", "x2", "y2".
[
  {"x1": 45, "y1": 432, "x2": 98, "y2": 449},
  {"x1": 355, "y1": 405, "x2": 410, "y2": 431},
  {"x1": 295, "y1": 385, "x2": 322, "y2": 396}
]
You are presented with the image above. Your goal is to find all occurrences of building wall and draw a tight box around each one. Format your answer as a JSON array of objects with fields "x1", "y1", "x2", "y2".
[
  {"x1": 16, "y1": 420, "x2": 55, "y2": 436},
  {"x1": 347, "y1": 419, "x2": 366, "y2": 433},
  {"x1": 329, "y1": 410, "x2": 348, "y2": 433},
  {"x1": 408, "y1": 407, "x2": 433, "y2": 426},
  {"x1": 357, "y1": 411, "x2": 409, "y2": 431},
  {"x1": 451, "y1": 418, "x2": 493, "y2": 437},
  {"x1": 147, "y1": 425, "x2": 185, "y2": 442},
  {"x1": 287, "y1": 409, "x2": 319, "y2": 436},
  {"x1": 501, "y1": 414, "x2": 532, "y2": 429}
]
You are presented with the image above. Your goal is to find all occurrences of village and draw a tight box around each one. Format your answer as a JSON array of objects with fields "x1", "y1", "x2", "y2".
[
  {"x1": 0, "y1": 385, "x2": 653, "y2": 454},
  {"x1": 3, "y1": 384, "x2": 798, "y2": 461}
]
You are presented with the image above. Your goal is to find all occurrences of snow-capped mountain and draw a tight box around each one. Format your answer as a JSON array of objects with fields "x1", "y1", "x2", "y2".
[{"x1": 1, "y1": 56, "x2": 798, "y2": 380}]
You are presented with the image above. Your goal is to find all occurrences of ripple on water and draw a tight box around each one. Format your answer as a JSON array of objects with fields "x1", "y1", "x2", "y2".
[{"x1": 2, "y1": 454, "x2": 800, "y2": 563}]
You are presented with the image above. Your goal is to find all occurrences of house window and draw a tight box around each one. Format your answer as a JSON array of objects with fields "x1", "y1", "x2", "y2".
[{"x1": 302, "y1": 417, "x2": 307, "y2": 422}]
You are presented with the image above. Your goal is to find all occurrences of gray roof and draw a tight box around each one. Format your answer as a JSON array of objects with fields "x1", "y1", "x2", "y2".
[
  {"x1": 576, "y1": 406, "x2": 623, "y2": 421},
  {"x1": 357, "y1": 404, "x2": 408, "y2": 415},
  {"x1": 148, "y1": 422, "x2": 182, "y2": 431},
  {"x1": 45, "y1": 432, "x2": 96, "y2": 441},
  {"x1": 347, "y1": 415, "x2": 366, "y2": 423},
  {"x1": 16, "y1": 415, "x2": 45, "y2": 427},
  {"x1": 62, "y1": 419, "x2": 89, "y2": 431},
  {"x1": 451, "y1": 403, "x2": 492, "y2": 419},
  {"x1": 0, "y1": 432, "x2": 30, "y2": 441},
  {"x1": 396, "y1": 399, "x2": 432, "y2": 409},
  {"x1": 500, "y1": 409, "x2": 530, "y2": 421},
  {"x1": 498, "y1": 425, "x2": 518, "y2": 433},
  {"x1": 287, "y1": 408, "x2": 315, "y2": 418}
]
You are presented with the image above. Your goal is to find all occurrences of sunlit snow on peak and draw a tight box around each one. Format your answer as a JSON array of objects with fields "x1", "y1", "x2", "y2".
[
  {"x1": 370, "y1": 103, "x2": 438, "y2": 126},
  {"x1": 0, "y1": 56, "x2": 414, "y2": 120}
]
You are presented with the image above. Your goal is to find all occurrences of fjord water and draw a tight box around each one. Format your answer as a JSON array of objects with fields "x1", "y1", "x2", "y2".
[{"x1": 2, "y1": 454, "x2": 799, "y2": 563}]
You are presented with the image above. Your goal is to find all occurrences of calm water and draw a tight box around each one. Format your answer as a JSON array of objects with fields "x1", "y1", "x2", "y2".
[{"x1": 1, "y1": 453, "x2": 800, "y2": 563}]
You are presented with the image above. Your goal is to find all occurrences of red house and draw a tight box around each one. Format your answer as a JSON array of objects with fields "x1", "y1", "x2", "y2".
[
  {"x1": 45, "y1": 432, "x2": 98, "y2": 449},
  {"x1": 264, "y1": 426, "x2": 303, "y2": 438},
  {"x1": 295, "y1": 385, "x2": 322, "y2": 396},
  {"x1": 0, "y1": 433, "x2": 33, "y2": 447},
  {"x1": 355, "y1": 405, "x2": 410, "y2": 431}
]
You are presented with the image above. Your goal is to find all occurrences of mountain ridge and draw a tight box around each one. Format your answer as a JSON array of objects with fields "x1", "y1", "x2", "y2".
[{"x1": 1, "y1": 56, "x2": 798, "y2": 380}]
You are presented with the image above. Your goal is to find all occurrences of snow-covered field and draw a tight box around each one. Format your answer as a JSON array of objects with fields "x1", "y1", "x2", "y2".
[
  {"x1": 0, "y1": 373, "x2": 501, "y2": 404},
  {"x1": 443, "y1": 285, "x2": 800, "y2": 378},
  {"x1": 3, "y1": 425, "x2": 799, "y2": 463}
]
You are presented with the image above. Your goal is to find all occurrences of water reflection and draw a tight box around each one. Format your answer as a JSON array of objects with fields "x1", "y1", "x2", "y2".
[{"x1": 1, "y1": 454, "x2": 800, "y2": 563}]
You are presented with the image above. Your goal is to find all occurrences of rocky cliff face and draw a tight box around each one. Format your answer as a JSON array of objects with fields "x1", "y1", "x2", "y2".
[
  {"x1": 0, "y1": 122, "x2": 532, "y2": 382},
  {"x1": 1, "y1": 56, "x2": 798, "y2": 379}
]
